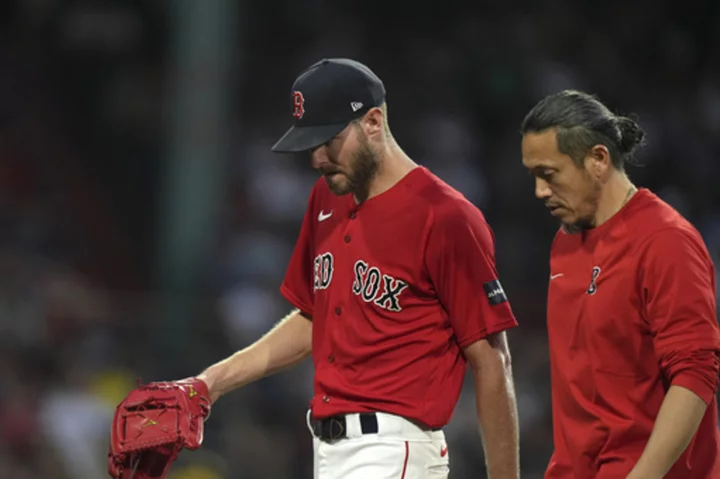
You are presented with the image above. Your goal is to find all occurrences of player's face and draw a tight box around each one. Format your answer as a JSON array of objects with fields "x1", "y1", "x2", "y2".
[
  {"x1": 522, "y1": 129, "x2": 602, "y2": 230},
  {"x1": 310, "y1": 122, "x2": 380, "y2": 200}
]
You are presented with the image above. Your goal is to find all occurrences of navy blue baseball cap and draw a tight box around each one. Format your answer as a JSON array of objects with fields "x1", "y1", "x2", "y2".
[{"x1": 271, "y1": 58, "x2": 387, "y2": 153}]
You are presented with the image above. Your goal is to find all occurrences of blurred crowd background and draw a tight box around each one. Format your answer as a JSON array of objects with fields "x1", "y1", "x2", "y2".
[{"x1": 0, "y1": 1, "x2": 719, "y2": 478}]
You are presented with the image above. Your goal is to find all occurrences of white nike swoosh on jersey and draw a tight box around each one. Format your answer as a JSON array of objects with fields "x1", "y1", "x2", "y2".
[
  {"x1": 318, "y1": 210, "x2": 333, "y2": 222},
  {"x1": 550, "y1": 273, "x2": 564, "y2": 280}
]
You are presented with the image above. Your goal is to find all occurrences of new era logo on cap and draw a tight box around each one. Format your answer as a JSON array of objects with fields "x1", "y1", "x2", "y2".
[{"x1": 271, "y1": 58, "x2": 386, "y2": 153}]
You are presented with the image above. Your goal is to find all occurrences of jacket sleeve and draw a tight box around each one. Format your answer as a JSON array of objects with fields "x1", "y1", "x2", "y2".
[{"x1": 640, "y1": 227, "x2": 720, "y2": 403}]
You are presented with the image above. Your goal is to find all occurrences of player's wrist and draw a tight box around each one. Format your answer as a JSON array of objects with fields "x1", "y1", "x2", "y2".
[{"x1": 195, "y1": 372, "x2": 221, "y2": 403}]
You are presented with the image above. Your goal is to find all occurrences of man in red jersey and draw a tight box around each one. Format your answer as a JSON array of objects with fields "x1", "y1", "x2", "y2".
[
  {"x1": 191, "y1": 59, "x2": 520, "y2": 478},
  {"x1": 521, "y1": 89, "x2": 720, "y2": 479}
]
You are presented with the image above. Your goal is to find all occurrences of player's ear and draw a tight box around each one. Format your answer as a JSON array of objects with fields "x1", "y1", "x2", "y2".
[
  {"x1": 587, "y1": 144, "x2": 611, "y2": 177},
  {"x1": 360, "y1": 107, "x2": 383, "y2": 139}
]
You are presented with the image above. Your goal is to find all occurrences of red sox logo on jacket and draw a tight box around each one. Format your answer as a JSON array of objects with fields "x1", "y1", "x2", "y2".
[{"x1": 586, "y1": 266, "x2": 601, "y2": 295}]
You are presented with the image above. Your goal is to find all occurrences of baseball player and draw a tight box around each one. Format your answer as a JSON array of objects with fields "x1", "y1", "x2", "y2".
[
  {"x1": 521, "y1": 90, "x2": 720, "y2": 478},
  {"x1": 196, "y1": 58, "x2": 521, "y2": 479}
]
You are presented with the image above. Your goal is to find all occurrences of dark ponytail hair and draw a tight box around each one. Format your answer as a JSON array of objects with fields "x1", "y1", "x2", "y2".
[
  {"x1": 521, "y1": 90, "x2": 646, "y2": 169},
  {"x1": 615, "y1": 115, "x2": 645, "y2": 163}
]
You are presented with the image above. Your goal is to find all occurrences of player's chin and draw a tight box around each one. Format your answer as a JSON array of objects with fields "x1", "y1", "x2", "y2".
[
  {"x1": 324, "y1": 173, "x2": 351, "y2": 195},
  {"x1": 562, "y1": 214, "x2": 594, "y2": 233},
  {"x1": 548, "y1": 205, "x2": 569, "y2": 219},
  {"x1": 550, "y1": 207, "x2": 579, "y2": 228}
]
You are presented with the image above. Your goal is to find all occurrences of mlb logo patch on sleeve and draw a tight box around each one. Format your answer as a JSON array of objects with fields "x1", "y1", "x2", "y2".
[{"x1": 483, "y1": 279, "x2": 507, "y2": 305}]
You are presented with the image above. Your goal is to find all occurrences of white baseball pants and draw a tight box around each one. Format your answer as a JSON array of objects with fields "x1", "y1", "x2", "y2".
[{"x1": 307, "y1": 411, "x2": 450, "y2": 479}]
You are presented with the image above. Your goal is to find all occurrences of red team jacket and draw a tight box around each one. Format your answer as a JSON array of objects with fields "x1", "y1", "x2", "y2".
[
  {"x1": 545, "y1": 188, "x2": 720, "y2": 479},
  {"x1": 280, "y1": 166, "x2": 518, "y2": 429}
]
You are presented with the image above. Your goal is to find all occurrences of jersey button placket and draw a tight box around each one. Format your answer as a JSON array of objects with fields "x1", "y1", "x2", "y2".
[
  {"x1": 343, "y1": 210, "x2": 354, "y2": 243},
  {"x1": 330, "y1": 307, "x2": 340, "y2": 365},
  {"x1": 331, "y1": 210, "x2": 354, "y2": 391}
]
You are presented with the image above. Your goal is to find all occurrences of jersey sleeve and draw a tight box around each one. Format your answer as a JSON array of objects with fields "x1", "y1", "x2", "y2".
[
  {"x1": 425, "y1": 204, "x2": 518, "y2": 349},
  {"x1": 279, "y1": 186, "x2": 317, "y2": 317},
  {"x1": 640, "y1": 227, "x2": 720, "y2": 403}
]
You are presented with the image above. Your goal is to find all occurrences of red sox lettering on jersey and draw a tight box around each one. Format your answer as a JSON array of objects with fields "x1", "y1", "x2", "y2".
[
  {"x1": 314, "y1": 255, "x2": 410, "y2": 312},
  {"x1": 281, "y1": 167, "x2": 518, "y2": 429},
  {"x1": 313, "y1": 253, "x2": 333, "y2": 291},
  {"x1": 352, "y1": 260, "x2": 409, "y2": 312}
]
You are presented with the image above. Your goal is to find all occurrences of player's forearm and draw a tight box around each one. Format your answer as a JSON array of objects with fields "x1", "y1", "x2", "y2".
[
  {"x1": 628, "y1": 385, "x2": 709, "y2": 479},
  {"x1": 198, "y1": 309, "x2": 312, "y2": 402},
  {"x1": 472, "y1": 346, "x2": 520, "y2": 479}
]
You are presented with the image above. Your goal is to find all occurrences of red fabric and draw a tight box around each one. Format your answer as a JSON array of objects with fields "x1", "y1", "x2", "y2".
[
  {"x1": 662, "y1": 350, "x2": 720, "y2": 404},
  {"x1": 544, "y1": 189, "x2": 720, "y2": 479},
  {"x1": 281, "y1": 167, "x2": 517, "y2": 428}
]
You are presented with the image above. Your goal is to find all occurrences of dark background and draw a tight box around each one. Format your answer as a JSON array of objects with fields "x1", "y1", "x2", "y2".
[{"x1": 0, "y1": 1, "x2": 718, "y2": 478}]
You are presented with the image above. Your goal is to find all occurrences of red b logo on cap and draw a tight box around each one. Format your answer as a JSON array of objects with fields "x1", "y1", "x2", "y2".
[{"x1": 292, "y1": 91, "x2": 305, "y2": 119}]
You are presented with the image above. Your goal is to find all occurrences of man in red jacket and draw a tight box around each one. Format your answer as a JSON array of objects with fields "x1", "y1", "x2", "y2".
[{"x1": 521, "y1": 89, "x2": 720, "y2": 479}]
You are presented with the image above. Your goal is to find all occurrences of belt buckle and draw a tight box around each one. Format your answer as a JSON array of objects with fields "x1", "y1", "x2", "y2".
[{"x1": 328, "y1": 417, "x2": 345, "y2": 440}]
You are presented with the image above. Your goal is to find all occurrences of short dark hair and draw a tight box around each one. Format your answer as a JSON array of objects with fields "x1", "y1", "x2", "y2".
[{"x1": 521, "y1": 90, "x2": 646, "y2": 170}]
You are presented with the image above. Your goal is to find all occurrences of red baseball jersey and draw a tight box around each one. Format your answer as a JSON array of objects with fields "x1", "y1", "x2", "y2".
[
  {"x1": 280, "y1": 166, "x2": 518, "y2": 428},
  {"x1": 545, "y1": 188, "x2": 720, "y2": 479}
]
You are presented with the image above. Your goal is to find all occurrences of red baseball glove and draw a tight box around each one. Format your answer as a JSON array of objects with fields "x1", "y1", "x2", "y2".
[{"x1": 108, "y1": 378, "x2": 212, "y2": 479}]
